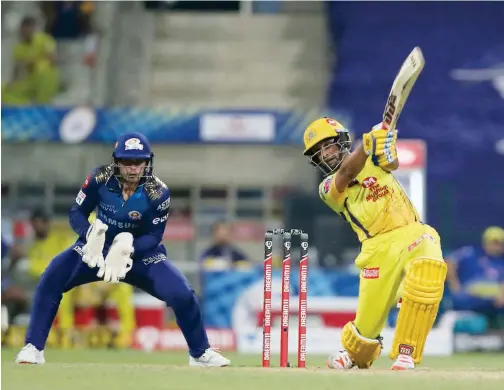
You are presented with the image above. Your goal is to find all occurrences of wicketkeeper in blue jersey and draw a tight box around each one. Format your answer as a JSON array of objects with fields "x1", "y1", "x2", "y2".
[{"x1": 16, "y1": 132, "x2": 230, "y2": 367}]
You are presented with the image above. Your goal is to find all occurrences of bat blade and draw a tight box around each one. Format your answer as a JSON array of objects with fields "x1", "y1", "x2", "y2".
[{"x1": 382, "y1": 47, "x2": 425, "y2": 130}]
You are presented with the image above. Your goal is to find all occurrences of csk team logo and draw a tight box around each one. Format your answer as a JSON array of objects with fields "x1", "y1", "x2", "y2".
[
  {"x1": 306, "y1": 130, "x2": 316, "y2": 142},
  {"x1": 128, "y1": 211, "x2": 142, "y2": 220}
]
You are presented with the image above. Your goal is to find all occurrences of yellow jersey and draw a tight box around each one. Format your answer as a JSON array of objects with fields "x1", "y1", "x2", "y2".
[
  {"x1": 319, "y1": 158, "x2": 420, "y2": 242},
  {"x1": 27, "y1": 232, "x2": 74, "y2": 277},
  {"x1": 13, "y1": 32, "x2": 56, "y2": 75}
]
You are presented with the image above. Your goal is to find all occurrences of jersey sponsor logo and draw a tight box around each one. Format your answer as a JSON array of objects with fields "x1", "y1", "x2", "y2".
[
  {"x1": 100, "y1": 202, "x2": 117, "y2": 214},
  {"x1": 73, "y1": 245, "x2": 84, "y2": 256},
  {"x1": 76, "y1": 190, "x2": 86, "y2": 205},
  {"x1": 124, "y1": 138, "x2": 144, "y2": 150},
  {"x1": 157, "y1": 197, "x2": 170, "y2": 212},
  {"x1": 152, "y1": 214, "x2": 169, "y2": 225},
  {"x1": 361, "y1": 176, "x2": 378, "y2": 188},
  {"x1": 362, "y1": 267, "x2": 379, "y2": 279},
  {"x1": 128, "y1": 211, "x2": 142, "y2": 220},
  {"x1": 142, "y1": 253, "x2": 167, "y2": 265},
  {"x1": 98, "y1": 212, "x2": 139, "y2": 229},
  {"x1": 365, "y1": 183, "x2": 390, "y2": 202}
]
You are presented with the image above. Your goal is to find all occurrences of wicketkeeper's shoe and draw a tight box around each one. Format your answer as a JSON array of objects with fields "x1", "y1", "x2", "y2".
[
  {"x1": 391, "y1": 354, "x2": 415, "y2": 370},
  {"x1": 327, "y1": 350, "x2": 355, "y2": 369},
  {"x1": 15, "y1": 343, "x2": 46, "y2": 364},
  {"x1": 189, "y1": 348, "x2": 230, "y2": 367}
]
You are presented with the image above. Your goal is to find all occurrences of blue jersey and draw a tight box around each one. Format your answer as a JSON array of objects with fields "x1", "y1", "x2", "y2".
[
  {"x1": 449, "y1": 246, "x2": 504, "y2": 294},
  {"x1": 200, "y1": 244, "x2": 248, "y2": 265},
  {"x1": 69, "y1": 164, "x2": 171, "y2": 259}
]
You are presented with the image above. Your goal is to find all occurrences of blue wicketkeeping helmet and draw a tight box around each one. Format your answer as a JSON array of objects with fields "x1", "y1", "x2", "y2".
[{"x1": 112, "y1": 132, "x2": 154, "y2": 179}]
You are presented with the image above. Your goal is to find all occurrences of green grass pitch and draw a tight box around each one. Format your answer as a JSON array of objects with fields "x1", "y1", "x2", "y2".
[{"x1": 2, "y1": 348, "x2": 504, "y2": 390}]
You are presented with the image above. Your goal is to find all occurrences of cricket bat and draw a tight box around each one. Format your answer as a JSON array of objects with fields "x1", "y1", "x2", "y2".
[{"x1": 382, "y1": 47, "x2": 425, "y2": 130}]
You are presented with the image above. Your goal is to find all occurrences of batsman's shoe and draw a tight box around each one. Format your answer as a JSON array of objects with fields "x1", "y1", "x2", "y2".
[
  {"x1": 327, "y1": 350, "x2": 355, "y2": 369},
  {"x1": 189, "y1": 348, "x2": 230, "y2": 367},
  {"x1": 15, "y1": 344, "x2": 46, "y2": 364},
  {"x1": 391, "y1": 354, "x2": 415, "y2": 370}
]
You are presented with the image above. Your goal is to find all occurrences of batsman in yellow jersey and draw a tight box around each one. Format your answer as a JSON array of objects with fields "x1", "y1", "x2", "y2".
[{"x1": 303, "y1": 117, "x2": 447, "y2": 370}]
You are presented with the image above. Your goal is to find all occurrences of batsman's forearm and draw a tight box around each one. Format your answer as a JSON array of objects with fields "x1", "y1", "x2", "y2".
[{"x1": 339, "y1": 142, "x2": 368, "y2": 181}]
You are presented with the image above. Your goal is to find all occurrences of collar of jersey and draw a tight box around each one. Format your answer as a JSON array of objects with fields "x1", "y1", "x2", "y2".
[{"x1": 106, "y1": 175, "x2": 145, "y2": 195}]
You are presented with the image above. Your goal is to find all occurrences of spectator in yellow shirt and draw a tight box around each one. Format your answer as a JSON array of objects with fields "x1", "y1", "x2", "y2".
[{"x1": 2, "y1": 16, "x2": 60, "y2": 105}]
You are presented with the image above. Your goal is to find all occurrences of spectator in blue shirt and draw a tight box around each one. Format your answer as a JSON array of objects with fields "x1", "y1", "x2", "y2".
[
  {"x1": 200, "y1": 220, "x2": 249, "y2": 270},
  {"x1": 446, "y1": 226, "x2": 504, "y2": 313}
]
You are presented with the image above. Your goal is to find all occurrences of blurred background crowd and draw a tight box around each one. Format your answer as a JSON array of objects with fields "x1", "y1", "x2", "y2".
[{"x1": 1, "y1": 1, "x2": 503, "y2": 354}]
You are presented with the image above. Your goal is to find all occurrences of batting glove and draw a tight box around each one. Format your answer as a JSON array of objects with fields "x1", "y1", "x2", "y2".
[{"x1": 362, "y1": 123, "x2": 398, "y2": 165}]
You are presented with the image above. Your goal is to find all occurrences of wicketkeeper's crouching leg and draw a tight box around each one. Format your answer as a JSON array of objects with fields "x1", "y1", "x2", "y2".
[
  {"x1": 16, "y1": 245, "x2": 103, "y2": 364},
  {"x1": 16, "y1": 244, "x2": 230, "y2": 367},
  {"x1": 390, "y1": 257, "x2": 447, "y2": 368},
  {"x1": 108, "y1": 246, "x2": 230, "y2": 367}
]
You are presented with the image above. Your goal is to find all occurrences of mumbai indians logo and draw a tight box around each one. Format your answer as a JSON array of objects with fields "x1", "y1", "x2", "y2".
[
  {"x1": 124, "y1": 138, "x2": 144, "y2": 150},
  {"x1": 128, "y1": 211, "x2": 142, "y2": 220}
]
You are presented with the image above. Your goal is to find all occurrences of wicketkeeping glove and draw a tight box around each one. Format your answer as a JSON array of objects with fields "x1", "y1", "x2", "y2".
[
  {"x1": 82, "y1": 219, "x2": 108, "y2": 269},
  {"x1": 362, "y1": 123, "x2": 398, "y2": 166},
  {"x1": 98, "y1": 232, "x2": 134, "y2": 283}
]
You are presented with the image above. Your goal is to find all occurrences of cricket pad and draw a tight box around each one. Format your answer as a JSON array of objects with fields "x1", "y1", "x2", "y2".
[
  {"x1": 390, "y1": 258, "x2": 447, "y2": 364},
  {"x1": 341, "y1": 322, "x2": 382, "y2": 369}
]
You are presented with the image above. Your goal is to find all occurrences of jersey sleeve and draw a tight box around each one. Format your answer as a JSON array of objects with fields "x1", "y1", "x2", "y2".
[
  {"x1": 133, "y1": 189, "x2": 170, "y2": 257},
  {"x1": 318, "y1": 174, "x2": 345, "y2": 212},
  {"x1": 69, "y1": 171, "x2": 101, "y2": 240}
]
